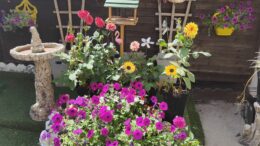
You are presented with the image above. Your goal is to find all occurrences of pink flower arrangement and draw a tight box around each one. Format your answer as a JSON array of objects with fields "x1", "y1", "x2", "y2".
[
  {"x1": 106, "y1": 23, "x2": 117, "y2": 31},
  {"x1": 95, "y1": 17, "x2": 105, "y2": 28},
  {"x1": 39, "y1": 82, "x2": 199, "y2": 145}
]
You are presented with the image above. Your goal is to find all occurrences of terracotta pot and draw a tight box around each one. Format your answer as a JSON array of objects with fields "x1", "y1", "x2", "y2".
[{"x1": 168, "y1": 0, "x2": 185, "y2": 3}]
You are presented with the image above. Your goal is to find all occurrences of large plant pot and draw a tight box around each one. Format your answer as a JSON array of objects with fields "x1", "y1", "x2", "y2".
[
  {"x1": 161, "y1": 90, "x2": 189, "y2": 122},
  {"x1": 214, "y1": 27, "x2": 234, "y2": 36}
]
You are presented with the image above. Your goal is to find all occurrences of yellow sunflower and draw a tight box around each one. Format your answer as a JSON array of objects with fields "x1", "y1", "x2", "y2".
[
  {"x1": 184, "y1": 22, "x2": 198, "y2": 39},
  {"x1": 165, "y1": 65, "x2": 177, "y2": 77},
  {"x1": 122, "y1": 61, "x2": 136, "y2": 74}
]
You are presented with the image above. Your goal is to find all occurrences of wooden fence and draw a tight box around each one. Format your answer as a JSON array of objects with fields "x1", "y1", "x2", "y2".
[{"x1": 0, "y1": 0, "x2": 260, "y2": 83}]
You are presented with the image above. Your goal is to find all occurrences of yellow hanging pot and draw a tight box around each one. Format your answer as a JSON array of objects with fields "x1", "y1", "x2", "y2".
[
  {"x1": 15, "y1": 0, "x2": 38, "y2": 21},
  {"x1": 214, "y1": 27, "x2": 234, "y2": 36},
  {"x1": 212, "y1": 13, "x2": 235, "y2": 36}
]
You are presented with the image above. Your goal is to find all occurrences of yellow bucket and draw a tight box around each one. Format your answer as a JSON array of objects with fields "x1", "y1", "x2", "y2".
[{"x1": 214, "y1": 27, "x2": 234, "y2": 36}]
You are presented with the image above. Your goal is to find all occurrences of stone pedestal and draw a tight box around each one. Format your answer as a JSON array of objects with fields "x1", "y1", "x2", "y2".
[
  {"x1": 240, "y1": 102, "x2": 260, "y2": 146},
  {"x1": 30, "y1": 60, "x2": 54, "y2": 121}
]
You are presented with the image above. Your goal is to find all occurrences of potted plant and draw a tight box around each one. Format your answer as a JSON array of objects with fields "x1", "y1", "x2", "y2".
[
  {"x1": 39, "y1": 82, "x2": 200, "y2": 146},
  {"x1": 0, "y1": 9, "x2": 35, "y2": 63},
  {"x1": 199, "y1": 0, "x2": 255, "y2": 36},
  {"x1": 158, "y1": 19, "x2": 211, "y2": 122},
  {"x1": 56, "y1": 10, "x2": 121, "y2": 94}
]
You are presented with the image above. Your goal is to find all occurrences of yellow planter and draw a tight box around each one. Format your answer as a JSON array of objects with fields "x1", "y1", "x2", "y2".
[{"x1": 214, "y1": 27, "x2": 234, "y2": 36}]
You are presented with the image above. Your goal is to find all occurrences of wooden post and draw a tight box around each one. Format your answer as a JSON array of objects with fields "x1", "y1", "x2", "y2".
[
  {"x1": 120, "y1": 25, "x2": 125, "y2": 56},
  {"x1": 80, "y1": 0, "x2": 86, "y2": 33},
  {"x1": 182, "y1": 0, "x2": 192, "y2": 28},
  {"x1": 109, "y1": 7, "x2": 112, "y2": 19},
  {"x1": 169, "y1": 3, "x2": 176, "y2": 42},
  {"x1": 53, "y1": 0, "x2": 64, "y2": 43},
  {"x1": 134, "y1": 9, "x2": 137, "y2": 20}
]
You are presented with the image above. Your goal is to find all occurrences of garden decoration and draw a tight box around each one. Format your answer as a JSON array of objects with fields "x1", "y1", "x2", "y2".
[
  {"x1": 158, "y1": 19, "x2": 211, "y2": 121},
  {"x1": 104, "y1": 0, "x2": 139, "y2": 56},
  {"x1": 199, "y1": 0, "x2": 255, "y2": 36},
  {"x1": 15, "y1": 0, "x2": 38, "y2": 21},
  {"x1": 240, "y1": 102, "x2": 260, "y2": 146},
  {"x1": 156, "y1": 0, "x2": 195, "y2": 45},
  {"x1": 53, "y1": 0, "x2": 86, "y2": 43},
  {"x1": 10, "y1": 27, "x2": 64, "y2": 121},
  {"x1": 39, "y1": 82, "x2": 200, "y2": 146}
]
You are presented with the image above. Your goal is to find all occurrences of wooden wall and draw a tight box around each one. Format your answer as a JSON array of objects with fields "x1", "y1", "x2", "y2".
[{"x1": 0, "y1": 0, "x2": 260, "y2": 83}]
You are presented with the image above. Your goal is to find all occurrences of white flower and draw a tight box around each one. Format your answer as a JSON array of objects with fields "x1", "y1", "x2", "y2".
[{"x1": 141, "y1": 37, "x2": 154, "y2": 49}]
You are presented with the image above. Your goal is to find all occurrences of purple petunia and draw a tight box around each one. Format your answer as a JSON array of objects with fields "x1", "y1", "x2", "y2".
[
  {"x1": 143, "y1": 117, "x2": 151, "y2": 127},
  {"x1": 97, "y1": 83, "x2": 104, "y2": 89},
  {"x1": 159, "y1": 102, "x2": 168, "y2": 111},
  {"x1": 132, "y1": 129, "x2": 143, "y2": 140},
  {"x1": 87, "y1": 130, "x2": 94, "y2": 139},
  {"x1": 136, "y1": 117, "x2": 144, "y2": 127},
  {"x1": 124, "y1": 118, "x2": 131, "y2": 126},
  {"x1": 51, "y1": 113, "x2": 63, "y2": 124},
  {"x1": 232, "y1": 17, "x2": 238, "y2": 24},
  {"x1": 101, "y1": 127, "x2": 109, "y2": 136},
  {"x1": 151, "y1": 96, "x2": 158, "y2": 104},
  {"x1": 126, "y1": 94, "x2": 135, "y2": 103},
  {"x1": 51, "y1": 123, "x2": 63, "y2": 133},
  {"x1": 175, "y1": 131, "x2": 187, "y2": 140},
  {"x1": 90, "y1": 82, "x2": 98, "y2": 91},
  {"x1": 134, "y1": 81, "x2": 143, "y2": 90},
  {"x1": 106, "y1": 140, "x2": 119, "y2": 146},
  {"x1": 99, "y1": 109, "x2": 114, "y2": 123},
  {"x1": 155, "y1": 121, "x2": 164, "y2": 131},
  {"x1": 66, "y1": 107, "x2": 78, "y2": 117},
  {"x1": 138, "y1": 89, "x2": 146, "y2": 97},
  {"x1": 73, "y1": 129, "x2": 83, "y2": 135},
  {"x1": 159, "y1": 112, "x2": 165, "y2": 119},
  {"x1": 173, "y1": 116, "x2": 186, "y2": 129},
  {"x1": 39, "y1": 130, "x2": 51, "y2": 141},
  {"x1": 91, "y1": 95, "x2": 100, "y2": 105},
  {"x1": 75, "y1": 96, "x2": 87, "y2": 107},
  {"x1": 102, "y1": 84, "x2": 110, "y2": 93},
  {"x1": 125, "y1": 125, "x2": 132, "y2": 136},
  {"x1": 53, "y1": 137, "x2": 61, "y2": 146},
  {"x1": 78, "y1": 110, "x2": 86, "y2": 119},
  {"x1": 170, "y1": 125, "x2": 176, "y2": 133},
  {"x1": 113, "y1": 82, "x2": 121, "y2": 90}
]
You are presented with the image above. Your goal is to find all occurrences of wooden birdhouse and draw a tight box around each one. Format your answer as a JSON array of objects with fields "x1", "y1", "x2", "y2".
[{"x1": 104, "y1": 0, "x2": 140, "y2": 56}]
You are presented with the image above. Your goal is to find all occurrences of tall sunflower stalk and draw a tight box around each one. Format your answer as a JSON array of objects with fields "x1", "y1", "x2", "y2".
[{"x1": 158, "y1": 19, "x2": 211, "y2": 95}]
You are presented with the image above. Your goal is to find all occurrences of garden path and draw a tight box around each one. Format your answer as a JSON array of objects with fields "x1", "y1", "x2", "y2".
[{"x1": 196, "y1": 101, "x2": 243, "y2": 146}]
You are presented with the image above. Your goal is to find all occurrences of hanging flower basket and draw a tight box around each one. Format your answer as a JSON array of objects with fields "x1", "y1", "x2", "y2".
[
  {"x1": 214, "y1": 26, "x2": 234, "y2": 36},
  {"x1": 168, "y1": 0, "x2": 185, "y2": 3}
]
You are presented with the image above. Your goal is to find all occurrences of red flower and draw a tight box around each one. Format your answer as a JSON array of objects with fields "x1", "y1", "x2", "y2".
[
  {"x1": 95, "y1": 17, "x2": 105, "y2": 28},
  {"x1": 84, "y1": 14, "x2": 94, "y2": 25},
  {"x1": 77, "y1": 10, "x2": 89, "y2": 19},
  {"x1": 65, "y1": 34, "x2": 75, "y2": 43},
  {"x1": 106, "y1": 23, "x2": 117, "y2": 31}
]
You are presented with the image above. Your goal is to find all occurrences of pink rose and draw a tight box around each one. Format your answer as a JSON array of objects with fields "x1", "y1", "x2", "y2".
[
  {"x1": 84, "y1": 14, "x2": 94, "y2": 25},
  {"x1": 130, "y1": 41, "x2": 140, "y2": 52},
  {"x1": 106, "y1": 23, "x2": 117, "y2": 31},
  {"x1": 95, "y1": 17, "x2": 105, "y2": 28},
  {"x1": 77, "y1": 10, "x2": 89, "y2": 19},
  {"x1": 65, "y1": 34, "x2": 75, "y2": 43}
]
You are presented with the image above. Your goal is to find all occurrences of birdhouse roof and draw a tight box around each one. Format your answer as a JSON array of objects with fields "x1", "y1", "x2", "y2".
[{"x1": 104, "y1": 0, "x2": 139, "y2": 9}]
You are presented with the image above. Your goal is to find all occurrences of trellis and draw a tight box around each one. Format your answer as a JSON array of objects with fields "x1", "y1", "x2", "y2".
[
  {"x1": 156, "y1": 0, "x2": 196, "y2": 43},
  {"x1": 53, "y1": 0, "x2": 86, "y2": 43}
]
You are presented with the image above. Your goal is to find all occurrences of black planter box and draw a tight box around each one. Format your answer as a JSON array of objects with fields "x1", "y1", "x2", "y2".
[{"x1": 161, "y1": 91, "x2": 189, "y2": 122}]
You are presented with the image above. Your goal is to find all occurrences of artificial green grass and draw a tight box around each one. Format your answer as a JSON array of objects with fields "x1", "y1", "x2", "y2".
[
  {"x1": 185, "y1": 97, "x2": 205, "y2": 145},
  {"x1": 0, "y1": 127, "x2": 39, "y2": 146},
  {"x1": 0, "y1": 72, "x2": 76, "y2": 132}
]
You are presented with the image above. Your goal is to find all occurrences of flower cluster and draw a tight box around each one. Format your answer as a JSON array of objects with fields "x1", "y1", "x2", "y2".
[
  {"x1": 0, "y1": 9, "x2": 35, "y2": 32},
  {"x1": 199, "y1": 0, "x2": 255, "y2": 31},
  {"x1": 57, "y1": 10, "x2": 121, "y2": 89},
  {"x1": 39, "y1": 82, "x2": 199, "y2": 146}
]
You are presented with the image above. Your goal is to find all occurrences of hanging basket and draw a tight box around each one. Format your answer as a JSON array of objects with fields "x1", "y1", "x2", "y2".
[
  {"x1": 214, "y1": 27, "x2": 235, "y2": 36},
  {"x1": 168, "y1": 0, "x2": 185, "y2": 3}
]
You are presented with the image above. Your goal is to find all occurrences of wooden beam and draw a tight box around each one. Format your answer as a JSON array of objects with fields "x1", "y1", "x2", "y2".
[
  {"x1": 168, "y1": 3, "x2": 176, "y2": 42},
  {"x1": 53, "y1": 0, "x2": 64, "y2": 43},
  {"x1": 120, "y1": 25, "x2": 125, "y2": 56},
  {"x1": 155, "y1": 12, "x2": 192, "y2": 17}
]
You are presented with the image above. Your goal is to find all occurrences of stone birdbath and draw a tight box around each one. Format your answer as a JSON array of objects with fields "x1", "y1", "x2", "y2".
[{"x1": 10, "y1": 27, "x2": 64, "y2": 121}]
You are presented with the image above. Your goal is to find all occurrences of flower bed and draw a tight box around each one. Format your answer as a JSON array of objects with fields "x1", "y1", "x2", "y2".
[{"x1": 39, "y1": 83, "x2": 199, "y2": 146}]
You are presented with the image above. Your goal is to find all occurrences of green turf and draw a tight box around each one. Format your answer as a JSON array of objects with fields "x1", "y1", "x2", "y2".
[
  {"x1": 185, "y1": 97, "x2": 205, "y2": 145},
  {"x1": 0, "y1": 127, "x2": 39, "y2": 146},
  {"x1": 0, "y1": 72, "x2": 76, "y2": 132}
]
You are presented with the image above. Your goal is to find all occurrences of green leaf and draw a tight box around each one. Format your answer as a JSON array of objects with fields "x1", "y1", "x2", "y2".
[
  {"x1": 180, "y1": 48, "x2": 189, "y2": 58},
  {"x1": 163, "y1": 53, "x2": 174, "y2": 59},
  {"x1": 187, "y1": 71, "x2": 195, "y2": 82},
  {"x1": 183, "y1": 77, "x2": 191, "y2": 90}
]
